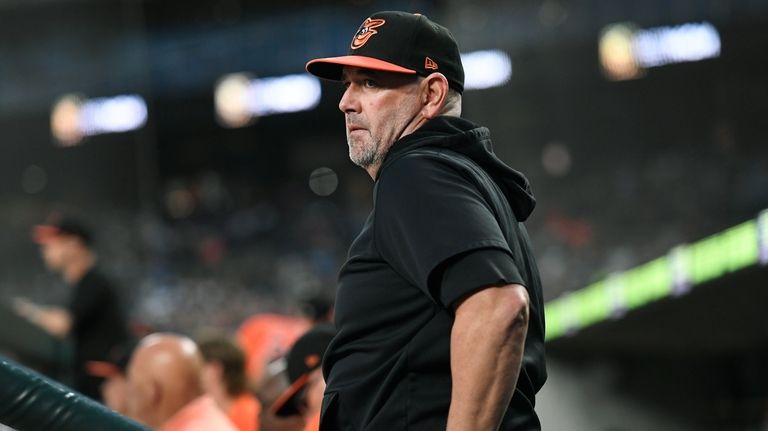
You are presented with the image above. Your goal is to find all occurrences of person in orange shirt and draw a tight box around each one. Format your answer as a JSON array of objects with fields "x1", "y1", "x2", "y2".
[
  {"x1": 125, "y1": 333, "x2": 237, "y2": 431},
  {"x1": 198, "y1": 336, "x2": 262, "y2": 431},
  {"x1": 270, "y1": 325, "x2": 335, "y2": 431},
  {"x1": 236, "y1": 314, "x2": 310, "y2": 384}
]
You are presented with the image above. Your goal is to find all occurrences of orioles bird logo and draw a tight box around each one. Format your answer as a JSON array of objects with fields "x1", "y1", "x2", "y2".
[{"x1": 351, "y1": 18, "x2": 386, "y2": 49}]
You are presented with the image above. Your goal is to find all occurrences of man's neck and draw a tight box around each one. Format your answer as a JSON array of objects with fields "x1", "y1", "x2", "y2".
[
  {"x1": 366, "y1": 114, "x2": 431, "y2": 180},
  {"x1": 63, "y1": 254, "x2": 94, "y2": 285},
  {"x1": 156, "y1": 393, "x2": 203, "y2": 430},
  {"x1": 209, "y1": 384, "x2": 235, "y2": 413},
  {"x1": 365, "y1": 163, "x2": 382, "y2": 180}
]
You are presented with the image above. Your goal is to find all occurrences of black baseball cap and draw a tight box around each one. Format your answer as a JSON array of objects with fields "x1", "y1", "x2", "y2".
[
  {"x1": 271, "y1": 324, "x2": 336, "y2": 416},
  {"x1": 33, "y1": 216, "x2": 93, "y2": 246},
  {"x1": 306, "y1": 11, "x2": 465, "y2": 93}
]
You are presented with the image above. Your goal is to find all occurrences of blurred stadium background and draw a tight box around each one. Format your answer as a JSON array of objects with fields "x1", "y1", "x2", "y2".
[{"x1": 0, "y1": 0, "x2": 767, "y2": 429}]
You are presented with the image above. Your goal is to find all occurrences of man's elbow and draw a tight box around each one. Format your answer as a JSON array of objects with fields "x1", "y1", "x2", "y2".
[
  {"x1": 456, "y1": 283, "x2": 530, "y2": 333},
  {"x1": 493, "y1": 284, "x2": 530, "y2": 334}
]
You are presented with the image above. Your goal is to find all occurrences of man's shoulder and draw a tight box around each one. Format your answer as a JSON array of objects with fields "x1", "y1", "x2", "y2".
[
  {"x1": 379, "y1": 147, "x2": 468, "y2": 187},
  {"x1": 385, "y1": 144, "x2": 466, "y2": 168},
  {"x1": 375, "y1": 147, "x2": 486, "y2": 208},
  {"x1": 78, "y1": 267, "x2": 103, "y2": 283},
  {"x1": 72, "y1": 268, "x2": 120, "y2": 307},
  {"x1": 78, "y1": 268, "x2": 117, "y2": 290},
  {"x1": 161, "y1": 396, "x2": 238, "y2": 431}
]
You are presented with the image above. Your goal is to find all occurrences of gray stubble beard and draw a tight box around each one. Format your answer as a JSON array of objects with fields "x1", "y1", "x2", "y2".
[{"x1": 348, "y1": 134, "x2": 382, "y2": 169}]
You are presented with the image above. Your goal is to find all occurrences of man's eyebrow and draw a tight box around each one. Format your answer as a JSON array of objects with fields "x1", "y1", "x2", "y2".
[
  {"x1": 358, "y1": 69, "x2": 382, "y2": 78},
  {"x1": 341, "y1": 68, "x2": 381, "y2": 81}
]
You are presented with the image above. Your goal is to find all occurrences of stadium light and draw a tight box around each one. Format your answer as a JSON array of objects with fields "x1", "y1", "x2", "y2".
[
  {"x1": 599, "y1": 21, "x2": 721, "y2": 81},
  {"x1": 461, "y1": 49, "x2": 512, "y2": 90},
  {"x1": 215, "y1": 73, "x2": 322, "y2": 128},
  {"x1": 51, "y1": 94, "x2": 148, "y2": 146},
  {"x1": 215, "y1": 73, "x2": 253, "y2": 128},
  {"x1": 633, "y1": 22, "x2": 721, "y2": 68},
  {"x1": 248, "y1": 74, "x2": 322, "y2": 116}
]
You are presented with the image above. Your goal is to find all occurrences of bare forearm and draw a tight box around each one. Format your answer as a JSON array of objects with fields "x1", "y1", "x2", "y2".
[
  {"x1": 447, "y1": 285, "x2": 529, "y2": 431},
  {"x1": 14, "y1": 299, "x2": 71, "y2": 337}
]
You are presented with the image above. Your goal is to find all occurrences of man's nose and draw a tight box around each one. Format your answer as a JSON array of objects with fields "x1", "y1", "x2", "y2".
[{"x1": 338, "y1": 86, "x2": 359, "y2": 114}]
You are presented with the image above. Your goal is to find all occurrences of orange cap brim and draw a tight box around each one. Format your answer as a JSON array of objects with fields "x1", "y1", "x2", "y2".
[
  {"x1": 306, "y1": 55, "x2": 417, "y2": 81},
  {"x1": 85, "y1": 361, "x2": 122, "y2": 378},
  {"x1": 32, "y1": 225, "x2": 61, "y2": 244},
  {"x1": 270, "y1": 372, "x2": 310, "y2": 416}
]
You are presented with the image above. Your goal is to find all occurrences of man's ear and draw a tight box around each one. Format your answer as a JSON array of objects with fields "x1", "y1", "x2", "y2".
[
  {"x1": 420, "y1": 72, "x2": 450, "y2": 119},
  {"x1": 148, "y1": 378, "x2": 162, "y2": 406}
]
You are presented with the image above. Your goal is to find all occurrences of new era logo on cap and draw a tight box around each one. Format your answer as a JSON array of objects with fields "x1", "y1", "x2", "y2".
[{"x1": 306, "y1": 11, "x2": 465, "y2": 93}]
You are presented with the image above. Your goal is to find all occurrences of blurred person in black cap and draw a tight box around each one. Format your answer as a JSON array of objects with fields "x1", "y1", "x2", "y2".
[
  {"x1": 253, "y1": 358, "x2": 304, "y2": 431},
  {"x1": 14, "y1": 215, "x2": 130, "y2": 400},
  {"x1": 269, "y1": 324, "x2": 334, "y2": 431},
  {"x1": 198, "y1": 335, "x2": 262, "y2": 431},
  {"x1": 306, "y1": 11, "x2": 547, "y2": 430}
]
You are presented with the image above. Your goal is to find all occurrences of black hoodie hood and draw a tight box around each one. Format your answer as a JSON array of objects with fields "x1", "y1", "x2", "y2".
[{"x1": 380, "y1": 116, "x2": 536, "y2": 221}]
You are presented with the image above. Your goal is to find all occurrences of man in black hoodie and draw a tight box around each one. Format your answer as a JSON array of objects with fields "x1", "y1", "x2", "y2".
[{"x1": 306, "y1": 11, "x2": 546, "y2": 430}]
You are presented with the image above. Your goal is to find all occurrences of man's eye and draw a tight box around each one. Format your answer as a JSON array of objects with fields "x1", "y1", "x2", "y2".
[{"x1": 363, "y1": 79, "x2": 378, "y2": 88}]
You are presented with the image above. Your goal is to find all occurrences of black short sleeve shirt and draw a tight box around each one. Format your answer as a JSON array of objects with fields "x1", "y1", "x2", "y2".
[
  {"x1": 322, "y1": 150, "x2": 544, "y2": 430},
  {"x1": 375, "y1": 153, "x2": 526, "y2": 308},
  {"x1": 68, "y1": 269, "x2": 129, "y2": 398}
]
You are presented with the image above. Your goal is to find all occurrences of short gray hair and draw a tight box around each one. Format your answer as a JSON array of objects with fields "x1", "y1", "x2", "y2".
[{"x1": 442, "y1": 88, "x2": 462, "y2": 116}]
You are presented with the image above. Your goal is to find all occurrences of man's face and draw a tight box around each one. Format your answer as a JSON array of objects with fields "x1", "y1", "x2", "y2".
[
  {"x1": 302, "y1": 368, "x2": 326, "y2": 414},
  {"x1": 124, "y1": 354, "x2": 154, "y2": 426},
  {"x1": 40, "y1": 236, "x2": 77, "y2": 271},
  {"x1": 339, "y1": 67, "x2": 423, "y2": 171}
]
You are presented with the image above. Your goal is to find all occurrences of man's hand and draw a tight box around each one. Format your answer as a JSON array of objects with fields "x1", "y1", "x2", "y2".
[
  {"x1": 13, "y1": 298, "x2": 72, "y2": 338},
  {"x1": 447, "y1": 284, "x2": 529, "y2": 431}
]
